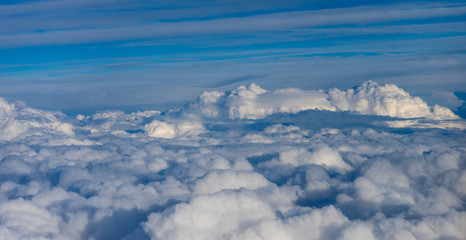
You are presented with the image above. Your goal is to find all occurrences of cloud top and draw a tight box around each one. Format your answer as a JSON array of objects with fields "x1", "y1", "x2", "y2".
[
  {"x1": 0, "y1": 97, "x2": 73, "y2": 141},
  {"x1": 329, "y1": 81, "x2": 458, "y2": 119},
  {"x1": 191, "y1": 81, "x2": 459, "y2": 121}
]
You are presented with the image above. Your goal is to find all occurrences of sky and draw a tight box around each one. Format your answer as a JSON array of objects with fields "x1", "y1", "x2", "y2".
[
  {"x1": 0, "y1": 0, "x2": 465, "y2": 114},
  {"x1": 2, "y1": 2, "x2": 466, "y2": 239}
]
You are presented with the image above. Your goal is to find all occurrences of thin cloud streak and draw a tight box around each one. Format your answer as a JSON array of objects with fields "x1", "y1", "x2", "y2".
[
  {"x1": 0, "y1": 0, "x2": 135, "y2": 15},
  {"x1": 2, "y1": 32, "x2": 464, "y2": 73},
  {"x1": 0, "y1": 2, "x2": 300, "y2": 33},
  {"x1": 193, "y1": 74, "x2": 267, "y2": 88},
  {"x1": 1, "y1": 4, "x2": 465, "y2": 48}
]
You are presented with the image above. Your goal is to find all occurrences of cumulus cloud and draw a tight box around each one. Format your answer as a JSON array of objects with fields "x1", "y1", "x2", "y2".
[
  {"x1": 329, "y1": 81, "x2": 432, "y2": 118},
  {"x1": 275, "y1": 146, "x2": 351, "y2": 173},
  {"x1": 226, "y1": 84, "x2": 335, "y2": 119},
  {"x1": 144, "y1": 116, "x2": 205, "y2": 139},
  {"x1": 0, "y1": 97, "x2": 73, "y2": 141},
  {"x1": 191, "y1": 83, "x2": 335, "y2": 120},
  {"x1": 0, "y1": 81, "x2": 464, "y2": 239},
  {"x1": 0, "y1": 198, "x2": 61, "y2": 238},
  {"x1": 190, "y1": 81, "x2": 459, "y2": 121},
  {"x1": 192, "y1": 170, "x2": 271, "y2": 194},
  {"x1": 143, "y1": 191, "x2": 278, "y2": 240}
]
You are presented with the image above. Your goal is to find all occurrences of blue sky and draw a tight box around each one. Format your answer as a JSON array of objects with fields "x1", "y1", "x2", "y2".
[{"x1": 1, "y1": 0, "x2": 465, "y2": 113}]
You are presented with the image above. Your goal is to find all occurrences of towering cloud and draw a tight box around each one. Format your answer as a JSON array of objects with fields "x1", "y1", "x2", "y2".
[
  {"x1": 329, "y1": 81, "x2": 458, "y2": 119},
  {"x1": 189, "y1": 81, "x2": 458, "y2": 121}
]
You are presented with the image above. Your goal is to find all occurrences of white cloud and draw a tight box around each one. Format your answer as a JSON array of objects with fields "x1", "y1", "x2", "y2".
[
  {"x1": 0, "y1": 199, "x2": 61, "y2": 238},
  {"x1": 381, "y1": 119, "x2": 466, "y2": 130},
  {"x1": 192, "y1": 170, "x2": 271, "y2": 194},
  {"x1": 144, "y1": 113, "x2": 205, "y2": 139},
  {"x1": 228, "y1": 85, "x2": 335, "y2": 119},
  {"x1": 329, "y1": 80, "x2": 458, "y2": 119},
  {"x1": 0, "y1": 81, "x2": 464, "y2": 239},
  {"x1": 144, "y1": 120, "x2": 177, "y2": 139},
  {"x1": 190, "y1": 81, "x2": 459, "y2": 123},
  {"x1": 0, "y1": 97, "x2": 73, "y2": 141},
  {"x1": 143, "y1": 191, "x2": 277, "y2": 240},
  {"x1": 275, "y1": 146, "x2": 351, "y2": 173},
  {"x1": 339, "y1": 222, "x2": 375, "y2": 240}
]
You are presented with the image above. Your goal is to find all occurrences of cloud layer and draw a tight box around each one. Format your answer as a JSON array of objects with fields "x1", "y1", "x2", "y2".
[{"x1": 0, "y1": 81, "x2": 464, "y2": 239}]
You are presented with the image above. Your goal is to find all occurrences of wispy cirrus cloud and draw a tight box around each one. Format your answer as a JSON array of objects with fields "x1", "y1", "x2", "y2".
[{"x1": 1, "y1": 3, "x2": 465, "y2": 48}]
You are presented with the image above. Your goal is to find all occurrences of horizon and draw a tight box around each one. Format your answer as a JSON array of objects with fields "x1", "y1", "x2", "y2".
[{"x1": 5, "y1": 81, "x2": 466, "y2": 119}]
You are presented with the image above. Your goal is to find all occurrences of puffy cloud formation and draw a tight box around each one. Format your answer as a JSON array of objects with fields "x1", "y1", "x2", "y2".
[
  {"x1": 0, "y1": 82, "x2": 465, "y2": 239},
  {"x1": 191, "y1": 83, "x2": 335, "y2": 120},
  {"x1": 144, "y1": 115, "x2": 205, "y2": 139},
  {"x1": 191, "y1": 81, "x2": 459, "y2": 121},
  {"x1": 329, "y1": 81, "x2": 458, "y2": 119},
  {"x1": 0, "y1": 97, "x2": 73, "y2": 141},
  {"x1": 226, "y1": 84, "x2": 335, "y2": 119}
]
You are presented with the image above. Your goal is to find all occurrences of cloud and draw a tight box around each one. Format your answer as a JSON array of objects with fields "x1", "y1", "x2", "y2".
[
  {"x1": 191, "y1": 83, "x2": 334, "y2": 120},
  {"x1": 0, "y1": 97, "x2": 73, "y2": 141},
  {"x1": 0, "y1": 198, "x2": 61, "y2": 238},
  {"x1": 1, "y1": 3, "x2": 466, "y2": 47},
  {"x1": 144, "y1": 114, "x2": 205, "y2": 139},
  {"x1": 189, "y1": 81, "x2": 459, "y2": 122},
  {"x1": 381, "y1": 119, "x2": 466, "y2": 130},
  {"x1": 0, "y1": 81, "x2": 465, "y2": 239},
  {"x1": 143, "y1": 190, "x2": 356, "y2": 240},
  {"x1": 192, "y1": 170, "x2": 271, "y2": 194},
  {"x1": 143, "y1": 190, "x2": 278, "y2": 240},
  {"x1": 275, "y1": 146, "x2": 351, "y2": 174},
  {"x1": 329, "y1": 81, "x2": 459, "y2": 119},
  {"x1": 194, "y1": 74, "x2": 266, "y2": 88}
]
